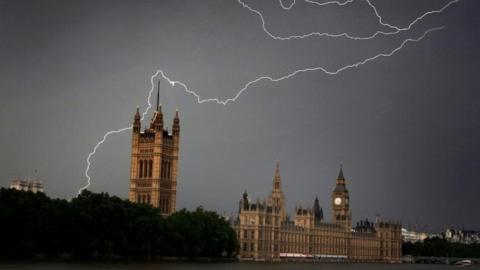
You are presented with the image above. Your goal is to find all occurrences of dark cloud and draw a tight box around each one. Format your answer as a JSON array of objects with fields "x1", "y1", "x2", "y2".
[{"x1": 0, "y1": 0, "x2": 478, "y2": 231}]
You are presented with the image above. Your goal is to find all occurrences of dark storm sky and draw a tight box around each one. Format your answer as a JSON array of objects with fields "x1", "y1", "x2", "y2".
[{"x1": 0, "y1": 0, "x2": 479, "y2": 231}]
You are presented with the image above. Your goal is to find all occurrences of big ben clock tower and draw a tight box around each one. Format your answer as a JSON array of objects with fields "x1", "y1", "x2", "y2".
[{"x1": 331, "y1": 164, "x2": 352, "y2": 231}]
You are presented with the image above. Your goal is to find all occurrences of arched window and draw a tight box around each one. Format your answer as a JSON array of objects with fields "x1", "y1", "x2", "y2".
[
  {"x1": 143, "y1": 160, "x2": 148, "y2": 178},
  {"x1": 142, "y1": 195, "x2": 146, "y2": 204},
  {"x1": 147, "y1": 195, "x2": 151, "y2": 204},
  {"x1": 139, "y1": 160, "x2": 143, "y2": 178},
  {"x1": 161, "y1": 160, "x2": 165, "y2": 178},
  {"x1": 137, "y1": 195, "x2": 141, "y2": 203},
  {"x1": 167, "y1": 161, "x2": 170, "y2": 179},
  {"x1": 149, "y1": 160, "x2": 153, "y2": 177}
]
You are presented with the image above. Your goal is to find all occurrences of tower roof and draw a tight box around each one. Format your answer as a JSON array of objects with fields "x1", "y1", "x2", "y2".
[
  {"x1": 275, "y1": 161, "x2": 280, "y2": 177},
  {"x1": 334, "y1": 164, "x2": 348, "y2": 192},
  {"x1": 333, "y1": 183, "x2": 347, "y2": 192},
  {"x1": 156, "y1": 80, "x2": 160, "y2": 112},
  {"x1": 337, "y1": 164, "x2": 345, "y2": 180},
  {"x1": 273, "y1": 161, "x2": 281, "y2": 184},
  {"x1": 134, "y1": 107, "x2": 141, "y2": 120},
  {"x1": 271, "y1": 161, "x2": 284, "y2": 193}
]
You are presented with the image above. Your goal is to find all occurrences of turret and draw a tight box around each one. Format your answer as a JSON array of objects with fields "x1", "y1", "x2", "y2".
[
  {"x1": 152, "y1": 105, "x2": 163, "y2": 131},
  {"x1": 133, "y1": 107, "x2": 141, "y2": 133},
  {"x1": 273, "y1": 161, "x2": 281, "y2": 191},
  {"x1": 313, "y1": 196, "x2": 323, "y2": 222},
  {"x1": 240, "y1": 190, "x2": 249, "y2": 211},
  {"x1": 294, "y1": 205, "x2": 314, "y2": 229},
  {"x1": 152, "y1": 80, "x2": 163, "y2": 131},
  {"x1": 173, "y1": 109, "x2": 180, "y2": 137}
]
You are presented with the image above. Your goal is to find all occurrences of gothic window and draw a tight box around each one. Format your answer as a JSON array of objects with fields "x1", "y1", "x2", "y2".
[
  {"x1": 164, "y1": 161, "x2": 168, "y2": 179},
  {"x1": 147, "y1": 195, "x2": 151, "y2": 204},
  {"x1": 167, "y1": 161, "x2": 171, "y2": 179},
  {"x1": 161, "y1": 161, "x2": 165, "y2": 178},
  {"x1": 148, "y1": 160, "x2": 153, "y2": 177},
  {"x1": 139, "y1": 160, "x2": 143, "y2": 178},
  {"x1": 137, "y1": 195, "x2": 141, "y2": 203},
  {"x1": 143, "y1": 160, "x2": 148, "y2": 178}
]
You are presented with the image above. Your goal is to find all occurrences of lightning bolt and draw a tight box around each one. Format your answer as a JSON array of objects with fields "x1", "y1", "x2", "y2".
[
  {"x1": 158, "y1": 26, "x2": 445, "y2": 106},
  {"x1": 239, "y1": 0, "x2": 459, "y2": 40},
  {"x1": 78, "y1": 72, "x2": 160, "y2": 194},
  {"x1": 79, "y1": 0, "x2": 456, "y2": 194},
  {"x1": 278, "y1": 0, "x2": 355, "y2": 11}
]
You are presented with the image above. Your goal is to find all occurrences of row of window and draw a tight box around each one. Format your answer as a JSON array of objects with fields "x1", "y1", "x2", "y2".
[
  {"x1": 137, "y1": 194, "x2": 151, "y2": 204},
  {"x1": 138, "y1": 160, "x2": 153, "y2": 178},
  {"x1": 161, "y1": 160, "x2": 172, "y2": 179},
  {"x1": 136, "y1": 194, "x2": 172, "y2": 213},
  {"x1": 160, "y1": 197, "x2": 170, "y2": 214},
  {"x1": 242, "y1": 242, "x2": 255, "y2": 252},
  {"x1": 138, "y1": 159, "x2": 173, "y2": 179}
]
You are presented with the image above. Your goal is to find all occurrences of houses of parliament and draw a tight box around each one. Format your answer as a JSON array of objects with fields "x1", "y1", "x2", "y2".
[
  {"x1": 235, "y1": 163, "x2": 402, "y2": 263},
  {"x1": 127, "y1": 86, "x2": 401, "y2": 262},
  {"x1": 128, "y1": 84, "x2": 179, "y2": 216}
]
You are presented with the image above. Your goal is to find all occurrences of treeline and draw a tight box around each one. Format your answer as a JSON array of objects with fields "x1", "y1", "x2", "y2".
[
  {"x1": 403, "y1": 237, "x2": 480, "y2": 258},
  {"x1": 0, "y1": 188, "x2": 238, "y2": 259}
]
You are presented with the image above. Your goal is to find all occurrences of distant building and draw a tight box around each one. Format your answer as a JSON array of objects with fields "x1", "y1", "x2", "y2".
[
  {"x1": 234, "y1": 163, "x2": 402, "y2": 263},
  {"x1": 128, "y1": 83, "x2": 180, "y2": 217},
  {"x1": 401, "y1": 228, "x2": 428, "y2": 243},
  {"x1": 10, "y1": 179, "x2": 44, "y2": 193},
  {"x1": 444, "y1": 228, "x2": 480, "y2": 244}
]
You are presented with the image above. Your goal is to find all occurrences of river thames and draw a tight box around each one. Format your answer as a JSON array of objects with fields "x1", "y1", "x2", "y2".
[{"x1": 0, "y1": 263, "x2": 477, "y2": 270}]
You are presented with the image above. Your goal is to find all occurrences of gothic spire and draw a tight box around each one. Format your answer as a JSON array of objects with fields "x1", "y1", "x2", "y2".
[
  {"x1": 173, "y1": 108, "x2": 180, "y2": 136},
  {"x1": 337, "y1": 163, "x2": 345, "y2": 180},
  {"x1": 334, "y1": 163, "x2": 348, "y2": 192},
  {"x1": 134, "y1": 106, "x2": 140, "y2": 120},
  {"x1": 133, "y1": 107, "x2": 141, "y2": 132},
  {"x1": 273, "y1": 161, "x2": 281, "y2": 190},
  {"x1": 275, "y1": 161, "x2": 280, "y2": 177},
  {"x1": 313, "y1": 196, "x2": 323, "y2": 221},
  {"x1": 156, "y1": 80, "x2": 160, "y2": 112}
]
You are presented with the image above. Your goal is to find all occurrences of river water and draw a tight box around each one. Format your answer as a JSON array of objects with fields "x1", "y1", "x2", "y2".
[{"x1": 0, "y1": 263, "x2": 477, "y2": 270}]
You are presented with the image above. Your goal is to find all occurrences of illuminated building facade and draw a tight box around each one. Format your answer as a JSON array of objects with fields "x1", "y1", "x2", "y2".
[
  {"x1": 235, "y1": 164, "x2": 402, "y2": 263},
  {"x1": 128, "y1": 84, "x2": 180, "y2": 216}
]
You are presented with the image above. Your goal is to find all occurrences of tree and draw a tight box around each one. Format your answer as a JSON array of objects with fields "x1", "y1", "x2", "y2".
[{"x1": 0, "y1": 188, "x2": 238, "y2": 259}]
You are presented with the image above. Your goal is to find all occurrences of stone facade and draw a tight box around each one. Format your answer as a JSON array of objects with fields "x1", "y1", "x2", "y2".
[
  {"x1": 128, "y1": 105, "x2": 179, "y2": 216},
  {"x1": 235, "y1": 164, "x2": 402, "y2": 263}
]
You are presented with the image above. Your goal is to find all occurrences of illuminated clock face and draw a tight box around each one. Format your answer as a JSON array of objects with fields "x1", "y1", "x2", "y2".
[{"x1": 334, "y1": 197, "x2": 342, "y2": 205}]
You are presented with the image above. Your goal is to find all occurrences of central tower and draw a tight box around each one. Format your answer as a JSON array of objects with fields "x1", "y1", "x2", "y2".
[
  {"x1": 268, "y1": 161, "x2": 286, "y2": 221},
  {"x1": 129, "y1": 82, "x2": 180, "y2": 216}
]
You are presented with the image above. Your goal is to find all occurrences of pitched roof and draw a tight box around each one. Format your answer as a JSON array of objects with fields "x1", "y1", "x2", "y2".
[{"x1": 337, "y1": 166, "x2": 345, "y2": 180}]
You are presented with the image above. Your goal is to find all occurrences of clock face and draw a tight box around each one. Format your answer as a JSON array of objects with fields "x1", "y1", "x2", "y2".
[{"x1": 334, "y1": 197, "x2": 342, "y2": 205}]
